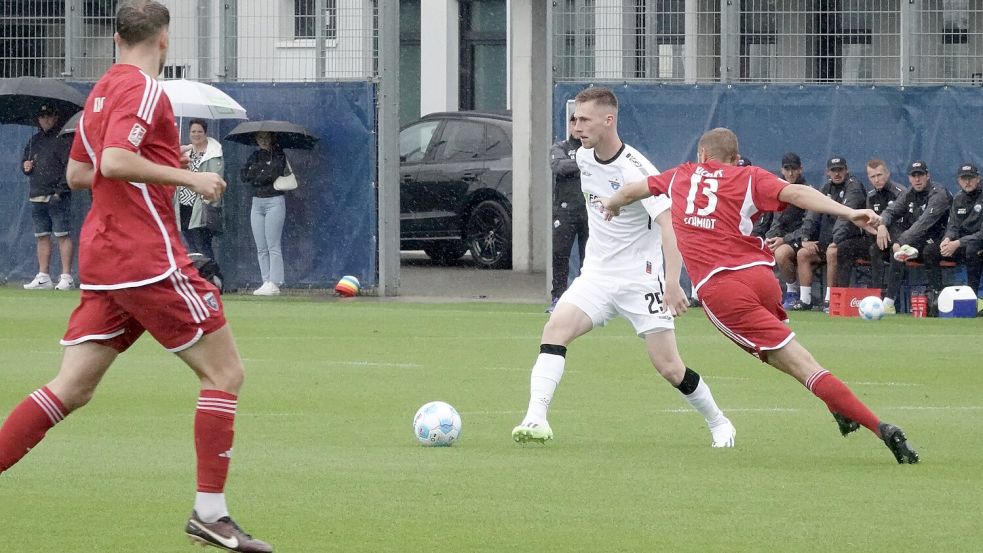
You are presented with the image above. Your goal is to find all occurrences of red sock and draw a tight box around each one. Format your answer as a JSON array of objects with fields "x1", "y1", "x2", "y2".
[
  {"x1": 0, "y1": 387, "x2": 67, "y2": 472},
  {"x1": 194, "y1": 390, "x2": 237, "y2": 493},
  {"x1": 806, "y1": 370, "x2": 880, "y2": 434}
]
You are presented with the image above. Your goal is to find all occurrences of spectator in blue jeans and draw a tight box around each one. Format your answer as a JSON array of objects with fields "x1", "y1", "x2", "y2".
[
  {"x1": 240, "y1": 131, "x2": 287, "y2": 296},
  {"x1": 21, "y1": 105, "x2": 74, "y2": 291}
]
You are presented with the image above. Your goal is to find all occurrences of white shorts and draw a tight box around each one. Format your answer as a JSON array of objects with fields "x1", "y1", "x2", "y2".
[{"x1": 558, "y1": 271, "x2": 675, "y2": 336}]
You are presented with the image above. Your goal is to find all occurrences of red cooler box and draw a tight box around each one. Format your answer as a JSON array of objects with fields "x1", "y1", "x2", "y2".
[{"x1": 828, "y1": 287, "x2": 881, "y2": 317}]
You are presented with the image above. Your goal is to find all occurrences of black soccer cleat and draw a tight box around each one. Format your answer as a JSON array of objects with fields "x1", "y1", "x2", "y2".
[
  {"x1": 185, "y1": 511, "x2": 274, "y2": 552},
  {"x1": 877, "y1": 422, "x2": 920, "y2": 464},
  {"x1": 832, "y1": 412, "x2": 860, "y2": 437}
]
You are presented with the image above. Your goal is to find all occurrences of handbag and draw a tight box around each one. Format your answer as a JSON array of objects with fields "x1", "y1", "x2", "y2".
[
  {"x1": 273, "y1": 159, "x2": 298, "y2": 191},
  {"x1": 202, "y1": 202, "x2": 224, "y2": 236}
]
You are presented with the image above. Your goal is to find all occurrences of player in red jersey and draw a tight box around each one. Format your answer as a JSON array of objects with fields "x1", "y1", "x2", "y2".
[
  {"x1": 0, "y1": 2, "x2": 274, "y2": 550},
  {"x1": 601, "y1": 128, "x2": 918, "y2": 464}
]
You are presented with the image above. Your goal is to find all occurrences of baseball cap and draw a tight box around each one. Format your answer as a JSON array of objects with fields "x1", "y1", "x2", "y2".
[
  {"x1": 737, "y1": 156, "x2": 752, "y2": 167},
  {"x1": 908, "y1": 161, "x2": 928, "y2": 175},
  {"x1": 827, "y1": 156, "x2": 847, "y2": 170},
  {"x1": 957, "y1": 163, "x2": 979, "y2": 178},
  {"x1": 37, "y1": 104, "x2": 57, "y2": 116},
  {"x1": 781, "y1": 153, "x2": 802, "y2": 169}
]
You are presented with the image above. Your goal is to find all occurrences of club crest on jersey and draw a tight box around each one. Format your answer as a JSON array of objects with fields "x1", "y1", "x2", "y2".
[
  {"x1": 202, "y1": 292, "x2": 219, "y2": 311},
  {"x1": 646, "y1": 261, "x2": 653, "y2": 274},
  {"x1": 975, "y1": 204, "x2": 982, "y2": 213},
  {"x1": 128, "y1": 123, "x2": 146, "y2": 147},
  {"x1": 609, "y1": 180, "x2": 621, "y2": 191}
]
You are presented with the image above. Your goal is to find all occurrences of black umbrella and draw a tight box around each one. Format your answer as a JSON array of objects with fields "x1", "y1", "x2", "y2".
[
  {"x1": 58, "y1": 110, "x2": 83, "y2": 136},
  {"x1": 0, "y1": 76, "x2": 86, "y2": 126},
  {"x1": 224, "y1": 120, "x2": 319, "y2": 150}
]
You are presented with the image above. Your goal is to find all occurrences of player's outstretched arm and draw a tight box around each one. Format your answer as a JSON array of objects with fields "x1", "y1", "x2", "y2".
[
  {"x1": 66, "y1": 158, "x2": 95, "y2": 190},
  {"x1": 601, "y1": 178, "x2": 652, "y2": 219},
  {"x1": 102, "y1": 147, "x2": 226, "y2": 202},
  {"x1": 778, "y1": 183, "x2": 881, "y2": 233},
  {"x1": 655, "y1": 210, "x2": 688, "y2": 316}
]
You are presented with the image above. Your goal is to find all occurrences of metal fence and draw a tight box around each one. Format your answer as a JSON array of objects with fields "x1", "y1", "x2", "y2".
[
  {"x1": 0, "y1": 0, "x2": 379, "y2": 82},
  {"x1": 553, "y1": 0, "x2": 983, "y2": 85}
]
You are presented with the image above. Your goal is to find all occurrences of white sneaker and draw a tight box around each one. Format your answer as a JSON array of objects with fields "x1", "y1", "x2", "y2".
[
  {"x1": 709, "y1": 417, "x2": 736, "y2": 448},
  {"x1": 54, "y1": 274, "x2": 74, "y2": 291},
  {"x1": 252, "y1": 281, "x2": 280, "y2": 296},
  {"x1": 893, "y1": 245, "x2": 918, "y2": 262},
  {"x1": 23, "y1": 273, "x2": 54, "y2": 290}
]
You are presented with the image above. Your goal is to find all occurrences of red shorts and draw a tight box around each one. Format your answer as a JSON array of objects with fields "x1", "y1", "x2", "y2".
[
  {"x1": 698, "y1": 265, "x2": 794, "y2": 361},
  {"x1": 61, "y1": 267, "x2": 226, "y2": 353}
]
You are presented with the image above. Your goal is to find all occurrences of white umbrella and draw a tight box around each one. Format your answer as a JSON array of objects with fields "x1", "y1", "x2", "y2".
[{"x1": 159, "y1": 79, "x2": 247, "y2": 120}]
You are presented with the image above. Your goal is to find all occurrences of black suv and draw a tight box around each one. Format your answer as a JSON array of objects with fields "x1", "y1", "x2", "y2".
[{"x1": 399, "y1": 111, "x2": 512, "y2": 269}]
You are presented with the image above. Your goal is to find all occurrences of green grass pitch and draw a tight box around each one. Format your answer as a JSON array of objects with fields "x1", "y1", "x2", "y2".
[{"x1": 0, "y1": 288, "x2": 980, "y2": 552}]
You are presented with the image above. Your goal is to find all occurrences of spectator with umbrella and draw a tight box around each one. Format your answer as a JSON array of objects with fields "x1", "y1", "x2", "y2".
[
  {"x1": 0, "y1": 76, "x2": 85, "y2": 290},
  {"x1": 226, "y1": 120, "x2": 318, "y2": 296},
  {"x1": 20, "y1": 104, "x2": 75, "y2": 291}
]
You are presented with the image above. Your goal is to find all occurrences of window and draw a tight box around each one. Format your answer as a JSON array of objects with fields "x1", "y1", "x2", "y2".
[
  {"x1": 399, "y1": 120, "x2": 440, "y2": 163},
  {"x1": 162, "y1": 64, "x2": 187, "y2": 79},
  {"x1": 484, "y1": 124, "x2": 511, "y2": 158},
  {"x1": 432, "y1": 121, "x2": 485, "y2": 162},
  {"x1": 294, "y1": 0, "x2": 338, "y2": 40}
]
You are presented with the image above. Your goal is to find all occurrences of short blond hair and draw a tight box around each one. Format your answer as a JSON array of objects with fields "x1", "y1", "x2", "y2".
[{"x1": 574, "y1": 87, "x2": 618, "y2": 111}]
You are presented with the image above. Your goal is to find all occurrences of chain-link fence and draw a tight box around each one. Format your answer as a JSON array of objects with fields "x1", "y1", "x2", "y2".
[
  {"x1": 0, "y1": 0, "x2": 379, "y2": 82},
  {"x1": 554, "y1": 0, "x2": 983, "y2": 85}
]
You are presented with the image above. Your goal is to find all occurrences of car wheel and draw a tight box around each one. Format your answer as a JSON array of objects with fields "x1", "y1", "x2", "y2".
[
  {"x1": 465, "y1": 200, "x2": 512, "y2": 269},
  {"x1": 423, "y1": 242, "x2": 468, "y2": 264}
]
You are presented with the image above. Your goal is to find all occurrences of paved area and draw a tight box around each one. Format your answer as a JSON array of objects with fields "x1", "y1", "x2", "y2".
[{"x1": 395, "y1": 251, "x2": 547, "y2": 304}]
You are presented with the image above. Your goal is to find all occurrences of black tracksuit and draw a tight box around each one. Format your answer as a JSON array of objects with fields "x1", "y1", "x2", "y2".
[
  {"x1": 865, "y1": 181, "x2": 907, "y2": 291},
  {"x1": 795, "y1": 174, "x2": 866, "y2": 285},
  {"x1": 880, "y1": 182, "x2": 952, "y2": 295},
  {"x1": 922, "y1": 186, "x2": 983, "y2": 292},
  {"x1": 549, "y1": 136, "x2": 588, "y2": 300},
  {"x1": 22, "y1": 127, "x2": 71, "y2": 198},
  {"x1": 764, "y1": 177, "x2": 807, "y2": 244}
]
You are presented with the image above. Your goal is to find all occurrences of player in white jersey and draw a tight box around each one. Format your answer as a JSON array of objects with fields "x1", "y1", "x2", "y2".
[{"x1": 512, "y1": 87, "x2": 735, "y2": 448}]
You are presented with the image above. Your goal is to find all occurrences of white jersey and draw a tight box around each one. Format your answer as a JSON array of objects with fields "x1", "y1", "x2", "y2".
[{"x1": 576, "y1": 144, "x2": 670, "y2": 278}]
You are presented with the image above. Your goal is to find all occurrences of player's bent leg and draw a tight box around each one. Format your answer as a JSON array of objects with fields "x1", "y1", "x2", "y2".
[
  {"x1": 540, "y1": 302, "x2": 594, "y2": 346},
  {"x1": 644, "y1": 330, "x2": 734, "y2": 447},
  {"x1": 178, "y1": 324, "x2": 245, "y2": 395},
  {"x1": 0, "y1": 342, "x2": 116, "y2": 473}
]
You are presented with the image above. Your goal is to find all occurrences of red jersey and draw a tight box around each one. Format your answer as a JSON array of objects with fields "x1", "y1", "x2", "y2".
[
  {"x1": 646, "y1": 161, "x2": 789, "y2": 292},
  {"x1": 70, "y1": 64, "x2": 190, "y2": 289}
]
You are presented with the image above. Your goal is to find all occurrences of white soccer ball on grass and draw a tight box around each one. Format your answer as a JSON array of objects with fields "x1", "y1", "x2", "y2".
[
  {"x1": 412, "y1": 401, "x2": 462, "y2": 446},
  {"x1": 857, "y1": 295, "x2": 884, "y2": 320}
]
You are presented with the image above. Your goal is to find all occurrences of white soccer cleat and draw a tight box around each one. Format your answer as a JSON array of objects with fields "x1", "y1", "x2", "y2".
[
  {"x1": 23, "y1": 273, "x2": 53, "y2": 290},
  {"x1": 512, "y1": 420, "x2": 553, "y2": 444},
  {"x1": 54, "y1": 273, "x2": 74, "y2": 291},
  {"x1": 709, "y1": 417, "x2": 736, "y2": 448}
]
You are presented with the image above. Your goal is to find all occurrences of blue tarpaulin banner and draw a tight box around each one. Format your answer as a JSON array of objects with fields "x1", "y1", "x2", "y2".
[
  {"x1": 0, "y1": 81, "x2": 377, "y2": 290},
  {"x1": 555, "y1": 83, "x2": 983, "y2": 193}
]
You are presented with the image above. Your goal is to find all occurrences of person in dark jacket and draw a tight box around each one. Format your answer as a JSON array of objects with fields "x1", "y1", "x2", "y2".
[
  {"x1": 21, "y1": 105, "x2": 74, "y2": 291},
  {"x1": 768, "y1": 153, "x2": 808, "y2": 308},
  {"x1": 547, "y1": 116, "x2": 588, "y2": 312},
  {"x1": 854, "y1": 159, "x2": 906, "y2": 298},
  {"x1": 240, "y1": 131, "x2": 289, "y2": 296},
  {"x1": 878, "y1": 160, "x2": 953, "y2": 311},
  {"x1": 923, "y1": 163, "x2": 983, "y2": 294},
  {"x1": 788, "y1": 156, "x2": 866, "y2": 310}
]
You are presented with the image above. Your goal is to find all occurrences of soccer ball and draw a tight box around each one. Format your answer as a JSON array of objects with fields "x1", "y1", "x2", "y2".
[
  {"x1": 857, "y1": 296, "x2": 884, "y2": 320},
  {"x1": 412, "y1": 401, "x2": 462, "y2": 447}
]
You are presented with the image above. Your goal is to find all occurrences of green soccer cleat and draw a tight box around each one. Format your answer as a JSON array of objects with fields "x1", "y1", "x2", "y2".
[{"x1": 512, "y1": 421, "x2": 553, "y2": 444}]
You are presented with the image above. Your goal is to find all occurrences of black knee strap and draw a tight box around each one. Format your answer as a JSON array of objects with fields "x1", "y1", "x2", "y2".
[
  {"x1": 676, "y1": 367, "x2": 701, "y2": 395},
  {"x1": 540, "y1": 344, "x2": 567, "y2": 357}
]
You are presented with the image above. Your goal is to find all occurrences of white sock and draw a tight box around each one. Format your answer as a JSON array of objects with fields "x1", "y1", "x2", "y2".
[
  {"x1": 883, "y1": 297, "x2": 895, "y2": 308},
  {"x1": 524, "y1": 353, "x2": 566, "y2": 424},
  {"x1": 824, "y1": 287, "x2": 831, "y2": 301},
  {"x1": 682, "y1": 378, "x2": 724, "y2": 424},
  {"x1": 194, "y1": 492, "x2": 229, "y2": 523},
  {"x1": 800, "y1": 287, "x2": 812, "y2": 304},
  {"x1": 786, "y1": 283, "x2": 800, "y2": 294}
]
